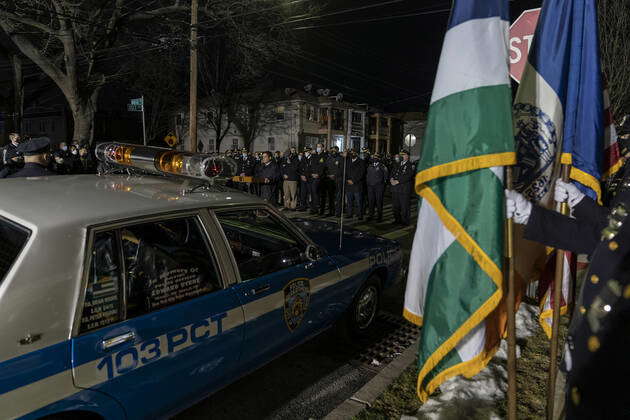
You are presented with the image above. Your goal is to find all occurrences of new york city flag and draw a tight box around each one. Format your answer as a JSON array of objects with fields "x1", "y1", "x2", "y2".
[
  {"x1": 513, "y1": 0, "x2": 621, "y2": 338},
  {"x1": 403, "y1": 0, "x2": 515, "y2": 402}
]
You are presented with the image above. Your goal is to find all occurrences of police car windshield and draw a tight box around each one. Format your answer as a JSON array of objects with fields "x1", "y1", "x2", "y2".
[{"x1": 0, "y1": 217, "x2": 30, "y2": 283}]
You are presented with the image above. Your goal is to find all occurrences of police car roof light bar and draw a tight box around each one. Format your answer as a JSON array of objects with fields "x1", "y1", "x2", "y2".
[{"x1": 95, "y1": 143, "x2": 237, "y2": 182}]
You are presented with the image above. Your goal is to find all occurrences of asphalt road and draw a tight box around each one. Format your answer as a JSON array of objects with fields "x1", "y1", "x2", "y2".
[{"x1": 175, "y1": 200, "x2": 418, "y2": 420}]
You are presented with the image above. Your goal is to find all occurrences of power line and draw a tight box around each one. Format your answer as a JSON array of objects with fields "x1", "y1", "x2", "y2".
[
  {"x1": 283, "y1": 0, "x2": 409, "y2": 25},
  {"x1": 293, "y1": 7, "x2": 450, "y2": 30}
]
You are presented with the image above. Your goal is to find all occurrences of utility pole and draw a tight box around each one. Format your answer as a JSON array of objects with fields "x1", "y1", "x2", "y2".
[{"x1": 188, "y1": 0, "x2": 199, "y2": 152}]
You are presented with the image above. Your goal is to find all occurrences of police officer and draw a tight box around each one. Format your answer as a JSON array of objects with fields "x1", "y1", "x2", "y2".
[
  {"x1": 345, "y1": 149, "x2": 366, "y2": 220},
  {"x1": 7, "y1": 137, "x2": 57, "y2": 178},
  {"x1": 0, "y1": 132, "x2": 24, "y2": 178},
  {"x1": 304, "y1": 146, "x2": 325, "y2": 215},
  {"x1": 237, "y1": 148, "x2": 256, "y2": 194},
  {"x1": 366, "y1": 153, "x2": 389, "y2": 222},
  {"x1": 506, "y1": 181, "x2": 630, "y2": 419},
  {"x1": 280, "y1": 148, "x2": 299, "y2": 210},
  {"x1": 297, "y1": 147, "x2": 311, "y2": 211},
  {"x1": 256, "y1": 151, "x2": 280, "y2": 203},
  {"x1": 390, "y1": 150, "x2": 414, "y2": 226},
  {"x1": 325, "y1": 146, "x2": 343, "y2": 217}
]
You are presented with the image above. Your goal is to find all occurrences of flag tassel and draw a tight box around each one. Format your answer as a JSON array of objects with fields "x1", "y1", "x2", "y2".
[
  {"x1": 546, "y1": 164, "x2": 571, "y2": 420},
  {"x1": 505, "y1": 166, "x2": 517, "y2": 420}
]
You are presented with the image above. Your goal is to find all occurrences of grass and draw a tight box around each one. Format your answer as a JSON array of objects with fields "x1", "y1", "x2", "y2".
[{"x1": 354, "y1": 301, "x2": 569, "y2": 420}]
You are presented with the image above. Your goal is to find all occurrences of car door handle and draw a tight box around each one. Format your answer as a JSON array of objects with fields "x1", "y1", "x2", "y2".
[
  {"x1": 101, "y1": 332, "x2": 135, "y2": 350},
  {"x1": 251, "y1": 284, "x2": 271, "y2": 296}
]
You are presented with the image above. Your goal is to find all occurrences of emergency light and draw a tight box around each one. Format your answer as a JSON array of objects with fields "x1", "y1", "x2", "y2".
[{"x1": 95, "y1": 143, "x2": 237, "y2": 182}]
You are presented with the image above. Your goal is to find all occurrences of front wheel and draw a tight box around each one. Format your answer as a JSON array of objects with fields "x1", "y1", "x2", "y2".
[{"x1": 340, "y1": 276, "x2": 381, "y2": 337}]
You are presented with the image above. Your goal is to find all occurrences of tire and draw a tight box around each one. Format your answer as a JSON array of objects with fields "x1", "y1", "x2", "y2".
[{"x1": 339, "y1": 275, "x2": 381, "y2": 337}]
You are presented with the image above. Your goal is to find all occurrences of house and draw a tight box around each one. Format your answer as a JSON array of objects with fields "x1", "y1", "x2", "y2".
[{"x1": 178, "y1": 89, "x2": 404, "y2": 154}]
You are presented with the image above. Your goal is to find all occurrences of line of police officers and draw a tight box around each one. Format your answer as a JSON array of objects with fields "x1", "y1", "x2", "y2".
[{"x1": 228, "y1": 143, "x2": 415, "y2": 225}]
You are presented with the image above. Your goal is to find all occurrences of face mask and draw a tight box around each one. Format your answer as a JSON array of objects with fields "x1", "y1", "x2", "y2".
[
  {"x1": 394, "y1": 157, "x2": 400, "y2": 162},
  {"x1": 242, "y1": 153, "x2": 247, "y2": 158},
  {"x1": 298, "y1": 155, "x2": 303, "y2": 161},
  {"x1": 316, "y1": 147, "x2": 322, "y2": 153},
  {"x1": 71, "y1": 150, "x2": 78, "y2": 155},
  {"x1": 61, "y1": 145, "x2": 68, "y2": 151}
]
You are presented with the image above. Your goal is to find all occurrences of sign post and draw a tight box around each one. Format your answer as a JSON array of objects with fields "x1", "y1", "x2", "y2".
[
  {"x1": 128, "y1": 97, "x2": 147, "y2": 145},
  {"x1": 509, "y1": 8, "x2": 541, "y2": 83}
]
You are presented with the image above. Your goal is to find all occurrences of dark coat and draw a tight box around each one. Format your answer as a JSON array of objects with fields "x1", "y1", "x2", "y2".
[
  {"x1": 345, "y1": 158, "x2": 366, "y2": 193},
  {"x1": 325, "y1": 153, "x2": 344, "y2": 179},
  {"x1": 255, "y1": 161, "x2": 280, "y2": 184},
  {"x1": 366, "y1": 162, "x2": 389, "y2": 186},
  {"x1": 237, "y1": 155, "x2": 256, "y2": 176},
  {"x1": 280, "y1": 156, "x2": 299, "y2": 181},
  {"x1": 390, "y1": 160, "x2": 414, "y2": 192}
]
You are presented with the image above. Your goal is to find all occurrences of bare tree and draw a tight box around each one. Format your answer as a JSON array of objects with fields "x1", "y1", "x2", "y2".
[
  {"x1": 0, "y1": 0, "x2": 314, "y2": 144},
  {"x1": 125, "y1": 48, "x2": 186, "y2": 143},
  {"x1": 228, "y1": 89, "x2": 273, "y2": 150},
  {"x1": 599, "y1": 0, "x2": 630, "y2": 116}
]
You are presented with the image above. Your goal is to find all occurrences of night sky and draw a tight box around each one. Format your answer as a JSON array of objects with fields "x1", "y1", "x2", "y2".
[{"x1": 280, "y1": 0, "x2": 543, "y2": 112}]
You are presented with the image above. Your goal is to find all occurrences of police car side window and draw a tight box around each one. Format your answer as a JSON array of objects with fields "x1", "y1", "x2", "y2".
[
  {"x1": 80, "y1": 231, "x2": 123, "y2": 334},
  {"x1": 121, "y1": 217, "x2": 222, "y2": 318},
  {"x1": 216, "y1": 209, "x2": 305, "y2": 281}
]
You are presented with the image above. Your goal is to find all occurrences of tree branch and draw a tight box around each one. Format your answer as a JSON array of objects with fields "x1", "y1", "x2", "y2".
[{"x1": 0, "y1": 10, "x2": 60, "y2": 35}]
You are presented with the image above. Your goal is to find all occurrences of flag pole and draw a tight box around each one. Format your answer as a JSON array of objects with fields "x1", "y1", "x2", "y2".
[
  {"x1": 546, "y1": 163, "x2": 570, "y2": 420},
  {"x1": 505, "y1": 166, "x2": 517, "y2": 420}
]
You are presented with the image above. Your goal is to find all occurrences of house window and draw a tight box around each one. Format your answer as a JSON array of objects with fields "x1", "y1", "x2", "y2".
[
  {"x1": 268, "y1": 137, "x2": 275, "y2": 151},
  {"x1": 275, "y1": 106, "x2": 285, "y2": 121},
  {"x1": 305, "y1": 104, "x2": 318, "y2": 122},
  {"x1": 352, "y1": 112, "x2": 363, "y2": 124},
  {"x1": 232, "y1": 138, "x2": 239, "y2": 149}
]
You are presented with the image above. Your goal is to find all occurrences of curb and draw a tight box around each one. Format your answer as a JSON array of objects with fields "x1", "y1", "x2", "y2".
[{"x1": 323, "y1": 338, "x2": 419, "y2": 420}]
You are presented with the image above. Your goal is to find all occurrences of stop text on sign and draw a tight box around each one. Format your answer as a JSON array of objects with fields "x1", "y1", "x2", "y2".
[{"x1": 509, "y1": 8, "x2": 541, "y2": 83}]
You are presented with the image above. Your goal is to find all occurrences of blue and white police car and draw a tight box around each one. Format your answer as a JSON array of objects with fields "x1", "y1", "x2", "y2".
[{"x1": 0, "y1": 144, "x2": 402, "y2": 419}]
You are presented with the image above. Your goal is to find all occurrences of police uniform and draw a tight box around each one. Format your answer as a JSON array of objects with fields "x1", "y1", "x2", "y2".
[
  {"x1": 520, "y1": 171, "x2": 630, "y2": 418},
  {"x1": 302, "y1": 150, "x2": 325, "y2": 214},
  {"x1": 7, "y1": 137, "x2": 57, "y2": 178},
  {"x1": 366, "y1": 155, "x2": 389, "y2": 221},
  {"x1": 390, "y1": 151, "x2": 414, "y2": 226},
  {"x1": 325, "y1": 150, "x2": 343, "y2": 217},
  {"x1": 237, "y1": 149, "x2": 256, "y2": 194},
  {"x1": 345, "y1": 154, "x2": 366, "y2": 219}
]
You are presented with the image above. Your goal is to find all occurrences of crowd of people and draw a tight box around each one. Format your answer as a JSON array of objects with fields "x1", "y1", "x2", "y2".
[
  {"x1": 225, "y1": 143, "x2": 416, "y2": 226},
  {"x1": 0, "y1": 133, "x2": 96, "y2": 178},
  {"x1": 0, "y1": 135, "x2": 415, "y2": 225}
]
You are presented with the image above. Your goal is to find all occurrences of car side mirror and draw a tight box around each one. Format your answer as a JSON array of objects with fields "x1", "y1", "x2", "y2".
[{"x1": 305, "y1": 244, "x2": 322, "y2": 262}]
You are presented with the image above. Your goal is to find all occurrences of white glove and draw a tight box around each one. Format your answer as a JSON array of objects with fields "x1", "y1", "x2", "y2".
[
  {"x1": 554, "y1": 179, "x2": 585, "y2": 208},
  {"x1": 505, "y1": 189, "x2": 532, "y2": 224}
]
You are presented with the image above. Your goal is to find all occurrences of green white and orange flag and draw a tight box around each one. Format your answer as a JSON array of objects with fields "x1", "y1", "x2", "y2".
[{"x1": 402, "y1": 0, "x2": 516, "y2": 402}]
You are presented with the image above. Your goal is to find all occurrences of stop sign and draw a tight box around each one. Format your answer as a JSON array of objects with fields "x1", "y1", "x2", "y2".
[{"x1": 509, "y1": 8, "x2": 541, "y2": 83}]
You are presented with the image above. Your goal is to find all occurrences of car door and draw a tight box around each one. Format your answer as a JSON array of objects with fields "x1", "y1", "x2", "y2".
[
  {"x1": 71, "y1": 214, "x2": 245, "y2": 419},
  {"x1": 212, "y1": 207, "x2": 340, "y2": 370}
]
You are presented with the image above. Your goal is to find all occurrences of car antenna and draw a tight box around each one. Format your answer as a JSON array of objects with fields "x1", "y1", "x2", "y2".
[{"x1": 338, "y1": 149, "x2": 349, "y2": 250}]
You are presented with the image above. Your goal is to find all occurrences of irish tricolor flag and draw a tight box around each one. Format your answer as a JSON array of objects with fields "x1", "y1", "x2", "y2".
[{"x1": 403, "y1": 0, "x2": 515, "y2": 402}]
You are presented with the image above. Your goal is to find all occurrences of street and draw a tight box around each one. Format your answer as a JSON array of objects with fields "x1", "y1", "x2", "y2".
[{"x1": 175, "y1": 199, "x2": 419, "y2": 420}]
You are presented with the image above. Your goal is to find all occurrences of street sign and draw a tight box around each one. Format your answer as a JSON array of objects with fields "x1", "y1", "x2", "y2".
[
  {"x1": 127, "y1": 104, "x2": 143, "y2": 112},
  {"x1": 509, "y1": 8, "x2": 541, "y2": 83},
  {"x1": 131, "y1": 98, "x2": 144, "y2": 106}
]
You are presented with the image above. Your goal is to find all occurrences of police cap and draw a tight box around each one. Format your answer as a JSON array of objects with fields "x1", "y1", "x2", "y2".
[
  {"x1": 18, "y1": 137, "x2": 51, "y2": 156},
  {"x1": 400, "y1": 149, "x2": 410, "y2": 156},
  {"x1": 304, "y1": 146, "x2": 312, "y2": 152}
]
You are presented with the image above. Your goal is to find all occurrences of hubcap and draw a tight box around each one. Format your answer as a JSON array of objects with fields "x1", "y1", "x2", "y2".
[{"x1": 355, "y1": 286, "x2": 378, "y2": 330}]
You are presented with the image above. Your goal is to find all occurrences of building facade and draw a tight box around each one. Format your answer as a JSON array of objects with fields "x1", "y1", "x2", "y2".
[{"x1": 180, "y1": 90, "x2": 403, "y2": 154}]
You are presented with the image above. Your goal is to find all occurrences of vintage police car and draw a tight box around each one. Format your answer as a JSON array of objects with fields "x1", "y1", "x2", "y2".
[{"x1": 0, "y1": 144, "x2": 402, "y2": 419}]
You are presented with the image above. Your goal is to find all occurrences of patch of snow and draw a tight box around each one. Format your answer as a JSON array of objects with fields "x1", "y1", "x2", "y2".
[{"x1": 404, "y1": 303, "x2": 540, "y2": 420}]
